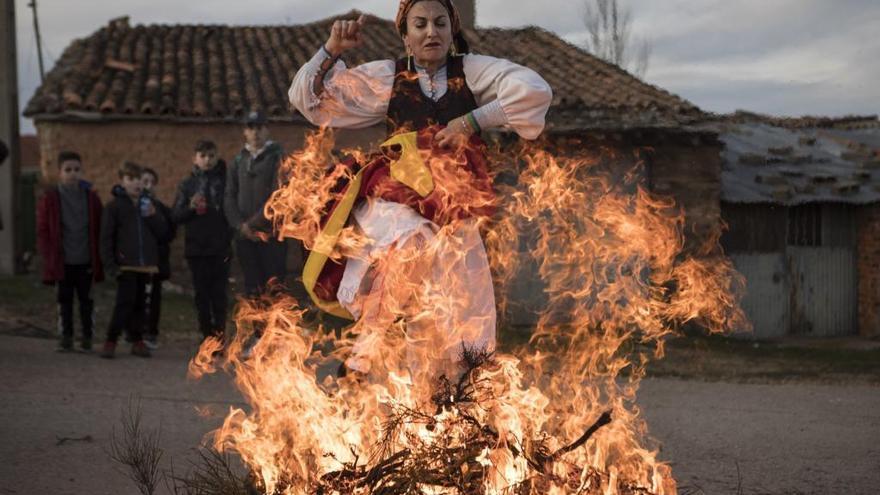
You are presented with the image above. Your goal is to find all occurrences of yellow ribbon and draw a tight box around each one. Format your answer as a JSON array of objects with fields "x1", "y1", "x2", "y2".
[
  {"x1": 382, "y1": 132, "x2": 435, "y2": 197},
  {"x1": 302, "y1": 132, "x2": 436, "y2": 318}
]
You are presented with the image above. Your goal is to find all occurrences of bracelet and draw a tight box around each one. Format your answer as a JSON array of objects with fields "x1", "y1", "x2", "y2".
[
  {"x1": 317, "y1": 44, "x2": 339, "y2": 76},
  {"x1": 459, "y1": 116, "x2": 473, "y2": 134},
  {"x1": 466, "y1": 112, "x2": 482, "y2": 133}
]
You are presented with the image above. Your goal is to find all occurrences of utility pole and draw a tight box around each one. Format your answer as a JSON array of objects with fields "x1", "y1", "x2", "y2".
[
  {"x1": 0, "y1": 0, "x2": 21, "y2": 274},
  {"x1": 28, "y1": 0, "x2": 45, "y2": 81}
]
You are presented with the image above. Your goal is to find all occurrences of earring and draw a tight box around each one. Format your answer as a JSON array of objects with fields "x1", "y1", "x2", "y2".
[
  {"x1": 449, "y1": 43, "x2": 457, "y2": 57},
  {"x1": 407, "y1": 48, "x2": 414, "y2": 72}
]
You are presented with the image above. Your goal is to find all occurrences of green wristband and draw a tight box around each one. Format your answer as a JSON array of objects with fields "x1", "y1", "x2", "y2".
[{"x1": 466, "y1": 112, "x2": 482, "y2": 133}]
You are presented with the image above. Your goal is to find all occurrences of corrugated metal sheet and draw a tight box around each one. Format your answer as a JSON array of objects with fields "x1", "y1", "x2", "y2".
[
  {"x1": 704, "y1": 122, "x2": 880, "y2": 205},
  {"x1": 726, "y1": 203, "x2": 858, "y2": 338},
  {"x1": 730, "y1": 253, "x2": 789, "y2": 339},
  {"x1": 789, "y1": 247, "x2": 857, "y2": 336}
]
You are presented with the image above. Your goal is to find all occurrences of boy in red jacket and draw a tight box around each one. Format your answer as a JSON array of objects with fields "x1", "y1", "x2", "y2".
[{"x1": 36, "y1": 151, "x2": 104, "y2": 352}]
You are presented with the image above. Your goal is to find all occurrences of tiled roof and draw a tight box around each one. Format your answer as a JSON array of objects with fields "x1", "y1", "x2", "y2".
[
  {"x1": 720, "y1": 111, "x2": 880, "y2": 130},
  {"x1": 24, "y1": 12, "x2": 703, "y2": 130}
]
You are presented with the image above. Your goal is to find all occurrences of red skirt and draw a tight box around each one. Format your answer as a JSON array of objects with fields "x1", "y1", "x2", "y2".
[{"x1": 304, "y1": 127, "x2": 495, "y2": 318}]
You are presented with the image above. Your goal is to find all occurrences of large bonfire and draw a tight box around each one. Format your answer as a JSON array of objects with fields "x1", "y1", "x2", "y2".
[{"x1": 189, "y1": 128, "x2": 747, "y2": 494}]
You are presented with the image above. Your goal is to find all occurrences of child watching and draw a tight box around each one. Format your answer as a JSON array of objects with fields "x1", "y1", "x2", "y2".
[
  {"x1": 100, "y1": 161, "x2": 169, "y2": 358},
  {"x1": 36, "y1": 151, "x2": 104, "y2": 352},
  {"x1": 172, "y1": 140, "x2": 232, "y2": 341},
  {"x1": 140, "y1": 167, "x2": 176, "y2": 350}
]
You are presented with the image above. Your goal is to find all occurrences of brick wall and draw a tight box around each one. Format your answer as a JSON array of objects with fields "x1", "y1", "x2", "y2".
[
  {"x1": 857, "y1": 204, "x2": 880, "y2": 337},
  {"x1": 35, "y1": 120, "x2": 386, "y2": 203}
]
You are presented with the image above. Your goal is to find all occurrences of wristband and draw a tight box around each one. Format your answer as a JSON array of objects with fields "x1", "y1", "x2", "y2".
[
  {"x1": 318, "y1": 44, "x2": 339, "y2": 75},
  {"x1": 466, "y1": 112, "x2": 482, "y2": 133}
]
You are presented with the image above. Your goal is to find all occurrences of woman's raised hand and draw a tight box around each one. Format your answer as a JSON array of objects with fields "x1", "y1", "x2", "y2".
[{"x1": 326, "y1": 15, "x2": 367, "y2": 56}]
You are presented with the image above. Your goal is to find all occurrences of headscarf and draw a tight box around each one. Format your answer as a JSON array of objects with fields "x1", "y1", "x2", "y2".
[{"x1": 395, "y1": 0, "x2": 471, "y2": 54}]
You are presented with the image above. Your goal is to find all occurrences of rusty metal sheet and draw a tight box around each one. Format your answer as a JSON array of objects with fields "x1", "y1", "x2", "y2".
[
  {"x1": 788, "y1": 247, "x2": 857, "y2": 336},
  {"x1": 730, "y1": 253, "x2": 789, "y2": 339}
]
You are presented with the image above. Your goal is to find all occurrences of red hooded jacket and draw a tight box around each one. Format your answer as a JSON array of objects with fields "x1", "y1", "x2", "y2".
[{"x1": 36, "y1": 181, "x2": 104, "y2": 284}]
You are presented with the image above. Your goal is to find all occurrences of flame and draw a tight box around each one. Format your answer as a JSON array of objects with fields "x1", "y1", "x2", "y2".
[{"x1": 190, "y1": 128, "x2": 747, "y2": 494}]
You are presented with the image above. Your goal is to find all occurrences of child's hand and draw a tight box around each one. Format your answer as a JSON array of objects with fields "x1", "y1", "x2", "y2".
[{"x1": 142, "y1": 203, "x2": 156, "y2": 217}]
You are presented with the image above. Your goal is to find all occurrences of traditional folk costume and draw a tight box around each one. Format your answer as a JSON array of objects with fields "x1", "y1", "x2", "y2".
[{"x1": 289, "y1": 2, "x2": 552, "y2": 370}]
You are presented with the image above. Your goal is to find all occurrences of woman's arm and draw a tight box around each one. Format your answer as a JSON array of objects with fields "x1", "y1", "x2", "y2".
[
  {"x1": 462, "y1": 54, "x2": 554, "y2": 140},
  {"x1": 288, "y1": 15, "x2": 395, "y2": 129},
  {"x1": 288, "y1": 54, "x2": 394, "y2": 129},
  {"x1": 434, "y1": 54, "x2": 552, "y2": 148}
]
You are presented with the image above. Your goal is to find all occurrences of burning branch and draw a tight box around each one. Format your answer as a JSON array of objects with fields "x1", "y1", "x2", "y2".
[{"x1": 309, "y1": 352, "x2": 645, "y2": 495}]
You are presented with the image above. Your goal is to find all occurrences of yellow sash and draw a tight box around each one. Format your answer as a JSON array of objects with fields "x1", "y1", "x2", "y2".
[{"x1": 301, "y1": 132, "x2": 432, "y2": 319}]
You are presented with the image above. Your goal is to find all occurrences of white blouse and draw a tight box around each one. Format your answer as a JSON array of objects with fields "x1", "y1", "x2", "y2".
[{"x1": 289, "y1": 48, "x2": 553, "y2": 140}]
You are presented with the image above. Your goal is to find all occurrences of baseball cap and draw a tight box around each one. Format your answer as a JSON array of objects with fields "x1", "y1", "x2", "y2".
[{"x1": 244, "y1": 109, "x2": 268, "y2": 126}]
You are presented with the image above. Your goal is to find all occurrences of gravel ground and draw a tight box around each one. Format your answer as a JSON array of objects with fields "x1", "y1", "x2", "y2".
[{"x1": 0, "y1": 334, "x2": 878, "y2": 495}]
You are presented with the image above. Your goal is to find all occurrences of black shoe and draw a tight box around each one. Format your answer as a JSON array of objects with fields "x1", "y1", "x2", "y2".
[
  {"x1": 79, "y1": 338, "x2": 93, "y2": 353},
  {"x1": 55, "y1": 337, "x2": 74, "y2": 353}
]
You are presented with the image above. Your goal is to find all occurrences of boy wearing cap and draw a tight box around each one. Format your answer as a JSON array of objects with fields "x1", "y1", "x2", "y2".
[{"x1": 224, "y1": 110, "x2": 288, "y2": 298}]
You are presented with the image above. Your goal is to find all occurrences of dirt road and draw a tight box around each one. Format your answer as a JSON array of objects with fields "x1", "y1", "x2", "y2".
[{"x1": 0, "y1": 334, "x2": 877, "y2": 494}]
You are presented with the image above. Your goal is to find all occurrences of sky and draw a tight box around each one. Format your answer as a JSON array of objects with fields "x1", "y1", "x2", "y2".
[{"x1": 12, "y1": 0, "x2": 880, "y2": 134}]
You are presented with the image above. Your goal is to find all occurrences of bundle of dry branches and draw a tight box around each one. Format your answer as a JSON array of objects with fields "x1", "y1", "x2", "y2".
[
  {"x1": 112, "y1": 352, "x2": 656, "y2": 495},
  {"x1": 310, "y1": 350, "x2": 653, "y2": 495}
]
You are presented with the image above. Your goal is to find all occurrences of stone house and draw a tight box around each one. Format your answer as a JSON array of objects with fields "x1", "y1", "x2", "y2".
[{"x1": 24, "y1": 10, "x2": 722, "y2": 325}]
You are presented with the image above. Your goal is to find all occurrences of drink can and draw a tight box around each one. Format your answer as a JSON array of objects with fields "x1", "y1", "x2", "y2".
[{"x1": 139, "y1": 196, "x2": 152, "y2": 216}]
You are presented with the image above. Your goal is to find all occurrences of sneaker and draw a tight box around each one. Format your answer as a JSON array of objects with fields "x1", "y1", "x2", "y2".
[
  {"x1": 143, "y1": 334, "x2": 158, "y2": 351},
  {"x1": 100, "y1": 341, "x2": 116, "y2": 359},
  {"x1": 131, "y1": 341, "x2": 152, "y2": 358},
  {"x1": 55, "y1": 337, "x2": 74, "y2": 353},
  {"x1": 79, "y1": 339, "x2": 93, "y2": 353}
]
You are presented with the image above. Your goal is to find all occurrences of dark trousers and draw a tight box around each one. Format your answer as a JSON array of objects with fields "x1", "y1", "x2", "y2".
[
  {"x1": 57, "y1": 264, "x2": 94, "y2": 341},
  {"x1": 106, "y1": 271, "x2": 149, "y2": 343},
  {"x1": 188, "y1": 256, "x2": 230, "y2": 337},
  {"x1": 236, "y1": 238, "x2": 287, "y2": 297},
  {"x1": 145, "y1": 275, "x2": 163, "y2": 337}
]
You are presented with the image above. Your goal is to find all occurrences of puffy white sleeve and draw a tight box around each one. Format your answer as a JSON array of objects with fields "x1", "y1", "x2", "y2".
[
  {"x1": 463, "y1": 54, "x2": 553, "y2": 140},
  {"x1": 288, "y1": 49, "x2": 396, "y2": 129}
]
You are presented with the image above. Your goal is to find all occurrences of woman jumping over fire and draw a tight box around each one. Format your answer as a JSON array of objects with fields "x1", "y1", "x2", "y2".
[{"x1": 288, "y1": 0, "x2": 552, "y2": 375}]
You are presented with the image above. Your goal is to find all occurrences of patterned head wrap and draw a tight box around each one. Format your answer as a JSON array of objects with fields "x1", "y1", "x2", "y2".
[{"x1": 396, "y1": 0, "x2": 470, "y2": 53}]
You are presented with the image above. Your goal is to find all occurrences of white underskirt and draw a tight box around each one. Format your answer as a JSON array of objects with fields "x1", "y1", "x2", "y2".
[{"x1": 338, "y1": 198, "x2": 497, "y2": 371}]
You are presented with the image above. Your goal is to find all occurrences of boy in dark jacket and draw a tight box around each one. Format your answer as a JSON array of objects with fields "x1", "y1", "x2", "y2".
[
  {"x1": 36, "y1": 151, "x2": 104, "y2": 352},
  {"x1": 140, "y1": 167, "x2": 176, "y2": 349},
  {"x1": 100, "y1": 161, "x2": 169, "y2": 358},
  {"x1": 225, "y1": 111, "x2": 288, "y2": 357},
  {"x1": 225, "y1": 110, "x2": 287, "y2": 297},
  {"x1": 172, "y1": 140, "x2": 232, "y2": 340}
]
